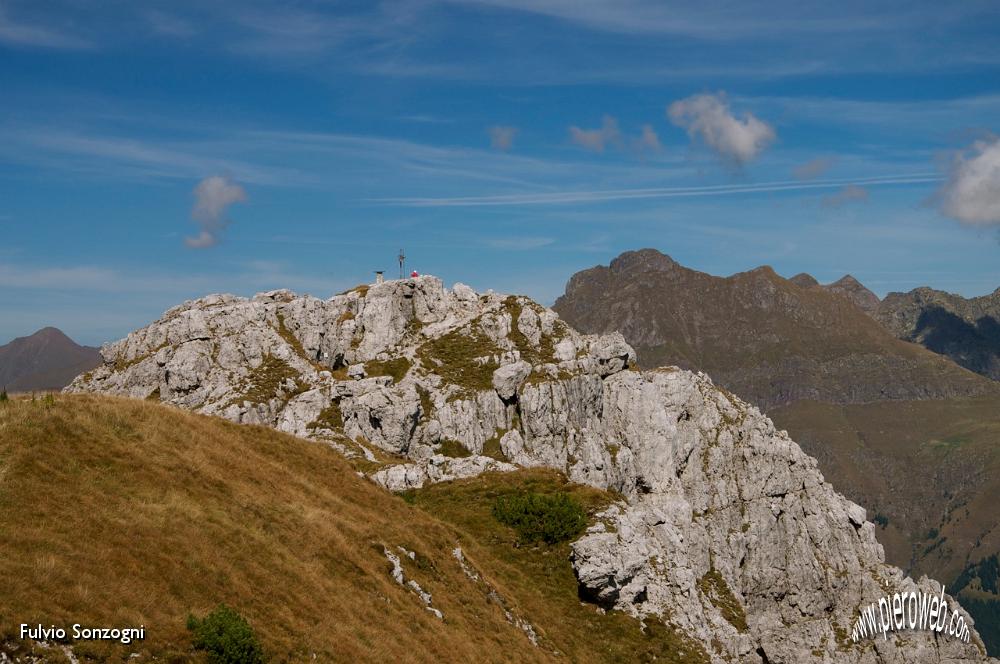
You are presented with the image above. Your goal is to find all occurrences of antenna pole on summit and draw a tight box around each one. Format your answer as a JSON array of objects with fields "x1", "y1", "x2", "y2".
[{"x1": 398, "y1": 249, "x2": 405, "y2": 279}]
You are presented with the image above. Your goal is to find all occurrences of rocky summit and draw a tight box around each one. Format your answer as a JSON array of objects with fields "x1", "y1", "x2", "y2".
[
  {"x1": 69, "y1": 276, "x2": 993, "y2": 662},
  {"x1": 876, "y1": 286, "x2": 1000, "y2": 382}
]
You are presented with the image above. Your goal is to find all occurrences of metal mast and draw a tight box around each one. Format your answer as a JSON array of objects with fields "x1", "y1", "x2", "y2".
[{"x1": 398, "y1": 249, "x2": 405, "y2": 279}]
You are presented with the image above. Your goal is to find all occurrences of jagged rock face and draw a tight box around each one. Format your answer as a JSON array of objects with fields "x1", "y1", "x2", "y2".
[
  {"x1": 68, "y1": 276, "x2": 993, "y2": 663},
  {"x1": 69, "y1": 276, "x2": 635, "y2": 468},
  {"x1": 877, "y1": 287, "x2": 1000, "y2": 382}
]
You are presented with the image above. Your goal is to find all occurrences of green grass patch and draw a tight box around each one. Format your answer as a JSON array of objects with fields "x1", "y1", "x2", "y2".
[
  {"x1": 417, "y1": 386, "x2": 435, "y2": 421},
  {"x1": 405, "y1": 470, "x2": 708, "y2": 663},
  {"x1": 416, "y1": 324, "x2": 500, "y2": 395},
  {"x1": 187, "y1": 604, "x2": 265, "y2": 664},
  {"x1": 227, "y1": 355, "x2": 307, "y2": 408},
  {"x1": 308, "y1": 399, "x2": 344, "y2": 432},
  {"x1": 364, "y1": 357, "x2": 412, "y2": 383},
  {"x1": 275, "y1": 312, "x2": 326, "y2": 372},
  {"x1": 481, "y1": 431, "x2": 508, "y2": 462},
  {"x1": 503, "y1": 296, "x2": 558, "y2": 365},
  {"x1": 437, "y1": 439, "x2": 472, "y2": 458},
  {"x1": 697, "y1": 567, "x2": 747, "y2": 632},
  {"x1": 492, "y1": 492, "x2": 588, "y2": 545}
]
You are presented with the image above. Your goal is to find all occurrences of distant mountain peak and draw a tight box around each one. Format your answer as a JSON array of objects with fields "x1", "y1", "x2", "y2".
[
  {"x1": 0, "y1": 327, "x2": 101, "y2": 392},
  {"x1": 823, "y1": 274, "x2": 881, "y2": 315},
  {"x1": 789, "y1": 273, "x2": 820, "y2": 288},
  {"x1": 608, "y1": 248, "x2": 678, "y2": 275}
]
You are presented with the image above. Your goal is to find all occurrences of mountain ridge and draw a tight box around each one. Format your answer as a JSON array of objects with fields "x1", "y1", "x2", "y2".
[
  {"x1": 66, "y1": 275, "x2": 992, "y2": 662},
  {"x1": 875, "y1": 287, "x2": 1000, "y2": 381},
  {"x1": 554, "y1": 248, "x2": 997, "y2": 410}
]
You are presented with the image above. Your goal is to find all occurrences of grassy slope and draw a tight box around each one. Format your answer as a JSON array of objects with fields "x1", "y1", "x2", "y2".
[
  {"x1": 0, "y1": 394, "x2": 700, "y2": 663},
  {"x1": 402, "y1": 474, "x2": 709, "y2": 663}
]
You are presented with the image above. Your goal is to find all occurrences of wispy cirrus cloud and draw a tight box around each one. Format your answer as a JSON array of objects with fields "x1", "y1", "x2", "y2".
[
  {"x1": 569, "y1": 115, "x2": 622, "y2": 152},
  {"x1": 442, "y1": 0, "x2": 966, "y2": 38},
  {"x1": 486, "y1": 236, "x2": 554, "y2": 250},
  {"x1": 373, "y1": 174, "x2": 940, "y2": 207},
  {"x1": 822, "y1": 184, "x2": 869, "y2": 207},
  {"x1": 793, "y1": 156, "x2": 836, "y2": 180},
  {"x1": 569, "y1": 117, "x2": 663, "y2": 155},
  {"x1": 488, "y1": 125, "x2": 518, "y2": 151},
  {"x1": 0, "y1": 2, "x2": 91, "y2": 49},
  {"x1": 0, "y1": 128, "x2": 305, "y2": 185},
  {"x1": 145, "y1": 10, "x2": 197, "y2": 38}
]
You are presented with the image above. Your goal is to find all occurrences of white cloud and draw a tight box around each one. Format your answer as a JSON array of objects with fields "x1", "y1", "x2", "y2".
[
  {"x1": 793, "y1": 156, "x2": 836, "y2": 180},
  {"x1": 569, "y1": 117, "x2": 664, "y2": 156},
  {"x1": 634, "y1": 124, "x2": 662, "y2": 153},
  {"x1": 569, "y1": 115, "x2": 621, "y2": 152},
  {"x1": 667, "y1": 92, "x2": 775, "y2": 164},
  {"x1": 185, "y1": 176, "x2": 247, "y2": 249},
  {"x1": 488, "y1": 125, "x2": 518, "y2": 151},
  {"x1": 822, "y1": 184, "x2": 869, "y2": 207},
  {"x1": 939, "y1": 137, "x2": 1000, "y2": 226}
]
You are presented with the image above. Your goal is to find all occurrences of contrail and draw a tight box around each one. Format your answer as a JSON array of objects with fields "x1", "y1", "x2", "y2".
[{"x1": 371, "y1": 173, "x2": 941, "y2": 207}]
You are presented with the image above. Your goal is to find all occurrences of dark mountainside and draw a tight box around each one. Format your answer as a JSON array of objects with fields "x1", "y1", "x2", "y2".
[
  {"x1": 0, "y1": 327, "x2": 101, "y2": 392},
  {"x1": 553, "y1": 249, "x2": 1000, "y2": 654},
  {"x1": 875, "y1": 287, "x2": 1000, "y2": 382},
  {"x1": 552, "y1": 248, "x2": 996, "y2": 410}
]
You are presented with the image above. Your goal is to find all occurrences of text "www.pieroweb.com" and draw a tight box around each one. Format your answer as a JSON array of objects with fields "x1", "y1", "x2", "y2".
[{"x1": 851, "y1": 583, "x2": 971, "y2": 644}]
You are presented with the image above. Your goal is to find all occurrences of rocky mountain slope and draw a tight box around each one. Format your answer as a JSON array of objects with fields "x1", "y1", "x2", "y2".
[
  {"x1": 553, "y1": 249, "x2": 997, "y2": 410},
  {"x1": 875, "y1": 287, "x2": 1000, "y2": 382},
  {"x1": 68, "y1": 276, "x2": 991, "y2": 662},
  {"x1": 0, "y1": 327, "x2": 100, "y2": 392},
  {"x1": 552, "y1": 250, "x2": 1000, "y2": 656}
]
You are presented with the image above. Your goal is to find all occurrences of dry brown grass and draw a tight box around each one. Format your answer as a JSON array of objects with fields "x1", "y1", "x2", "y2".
[
  {"x1": 0, "y1": 395, "x2": 554, "y2": 663},
  {"x1": 0, "y1": 395, "x2": 705, "y2": 663},
  {"x1": 404, "y1": 471, "x2": 710, "y2": 663}
]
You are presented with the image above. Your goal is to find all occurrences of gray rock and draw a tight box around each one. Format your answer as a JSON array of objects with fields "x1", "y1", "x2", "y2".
[
  {"x1": 67, "y1": 275, "x2": 994, "y2": 663},
  {"x1": 492, "y1": 361, "x2": 531, "y2": 400}
]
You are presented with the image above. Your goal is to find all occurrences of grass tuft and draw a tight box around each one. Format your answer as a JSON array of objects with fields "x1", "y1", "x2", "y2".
[
  {"x1": 437, "y1": 439, "x2": 472, "y2": 458},
  {"x1": 364, "y1": 357, "x2": 412, "y2": 383},
  {"x1": 226, "y1": 355, "x2": 308, "y2": 408},
  {"x1": 416, "y1": 324, "x2": 500, "y2": 395},
  {"x1": 697, "y1": 567, "x2": 747, "y2": 632}
]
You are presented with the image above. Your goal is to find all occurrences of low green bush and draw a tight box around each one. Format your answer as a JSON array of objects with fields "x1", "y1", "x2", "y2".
[
  {"x1": 492, "y1": 491, "x2": 588, "y2": 545},
  {"x1": 187, "y1": 604, "x2": 265, "y2": 664}
]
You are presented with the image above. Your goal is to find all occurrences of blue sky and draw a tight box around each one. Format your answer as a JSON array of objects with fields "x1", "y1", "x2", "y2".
[{"x1": 2, "y1": 1, "x2": 1000, "y2": 345}]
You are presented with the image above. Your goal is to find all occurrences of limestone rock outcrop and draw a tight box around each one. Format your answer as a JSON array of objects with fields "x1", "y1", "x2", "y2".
[{"x1": 68, "y1": 275, "x2": 994, "y2": 663}]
